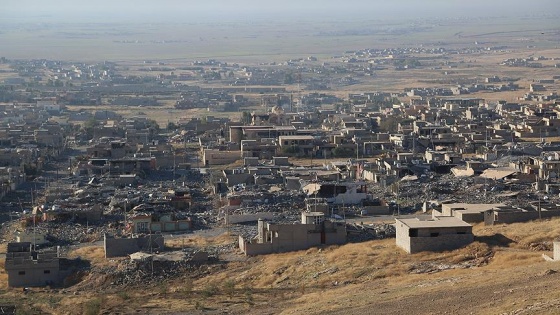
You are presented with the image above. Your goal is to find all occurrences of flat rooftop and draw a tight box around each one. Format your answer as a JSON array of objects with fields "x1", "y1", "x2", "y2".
[
  {"x1": 396, "y1": 216, "x2": 472, "y2": 228},
  {"x1": 278, "y1": 135, "x2": 314, "y2": 140},
  {"x1": 443, "y1": 203, "x2": 504, "y2": 214}
]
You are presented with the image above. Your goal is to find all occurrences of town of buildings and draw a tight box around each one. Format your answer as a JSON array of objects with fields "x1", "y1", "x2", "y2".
[{"x1": 0, "y1": 32, "x2": 559, "y2": 314}]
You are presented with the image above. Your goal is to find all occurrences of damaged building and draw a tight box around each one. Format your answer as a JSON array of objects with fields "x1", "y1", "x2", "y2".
[
  {"x1": 4, "y1": 242, "x2": 74, "y2": 287},
  {"x1": 238, "y1": 212, "x2": 346, "y2": 255}
]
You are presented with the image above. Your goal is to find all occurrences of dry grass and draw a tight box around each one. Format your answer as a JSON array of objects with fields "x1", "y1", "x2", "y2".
[
  {"x1": 67, "y1": 246, "x2": 106, "y2": 265},
  {"x1": 475, "y1": 218, "x2": 560, "y2": 250},
  {"x1": 0, "y1": 262, "x2": 7, "y2": 291},
  {"x1": 165, "y1": 232, "x2": 236, "y2": 249},
  {"x1": 4, "y1": 214, "x2": 560, "y2": 314}
]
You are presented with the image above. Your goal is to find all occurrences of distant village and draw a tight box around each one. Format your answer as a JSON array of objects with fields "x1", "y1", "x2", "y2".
[{"x1": 1, "y1": 45, "x2": 560, "y2": 288}]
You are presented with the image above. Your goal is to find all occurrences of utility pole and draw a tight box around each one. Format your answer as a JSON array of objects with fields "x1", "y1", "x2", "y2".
[
  {"x1": 396, "y1": 180, "x2": 400, "y2": 216},
  {"x1": 124, "y1": 198, "x2": 128, "y2": 237}
]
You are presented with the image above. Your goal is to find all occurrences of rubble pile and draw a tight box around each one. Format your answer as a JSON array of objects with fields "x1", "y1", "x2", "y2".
[
  {"x1": 366, "y1": 171, "x2": 544, "y2": 211},
  {"x1": 408, "y1": 256, "x2": 491, "y2": 274},
  {"x1": 45, "y1": 223, "x2": 112, "y2": 244},
  {"x1": 347, "y1": 223, "x2": 396, "y2": 242},
  {"x1": 75, "y1": 259, "x2": 221, "y2": 290}
]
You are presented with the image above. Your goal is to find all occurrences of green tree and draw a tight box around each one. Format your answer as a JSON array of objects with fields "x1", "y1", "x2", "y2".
[
  {"x1": 167, "y1": 122, "x2": 177, "y2": 131},
  {"x1": 332, "y1": 147, "x2": 354, "y2": 158},
  {"x1": 82, "y1": 117, "x2": 98, "y2": 139},
  {"x1": 241, "y1": 111, "x2": 252, "y2": 124},
  {"x1": 281, "y1": 145, "x2": 300, "y2": 155},
  {"x1": 284, "y1": 73, "x2": 294, "y2": 84}
]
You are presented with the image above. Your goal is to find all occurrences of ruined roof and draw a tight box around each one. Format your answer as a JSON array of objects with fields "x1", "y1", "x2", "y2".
[{"x1": 480, "y1": 167, "x2": 519, "y2": 180}]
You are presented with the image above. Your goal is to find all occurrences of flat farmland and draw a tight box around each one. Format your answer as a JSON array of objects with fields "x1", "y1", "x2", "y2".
[{"x1": 1, "y1": 15, "x2": 558, "y2": 62}]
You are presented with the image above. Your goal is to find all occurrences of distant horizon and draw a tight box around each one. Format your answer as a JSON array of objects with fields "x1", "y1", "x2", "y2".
[
  {"x1": 2, "y1": 0, "x2": 559, "y2": 23},
  {"x1": 1, "y1": 0, "x2": 558, "y2": 62}
]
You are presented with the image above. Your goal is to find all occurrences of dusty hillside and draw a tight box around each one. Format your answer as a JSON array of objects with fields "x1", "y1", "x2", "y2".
[{"x1": 4, "y1": 218, "x2": 560, "y2": 314}]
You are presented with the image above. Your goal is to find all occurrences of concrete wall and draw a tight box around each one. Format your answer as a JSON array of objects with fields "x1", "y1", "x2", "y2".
[
  {"x1": 104, "y1": 234, "x2": 165, "y2": 258},
  {"x1": 15, "y1": 231, "x2": 48, "y2": 245},
  {"x1": 362, "y1": 169, "x2": 376, "y2": 182},
  {"x1": 395, "y1": 221, "x2": 411, "y2": 253},
  {"x1": 409, "y1": 234, "x2": 474, "y2": 253},
  {"x1": 240, "y1": 221, "x2": 346, "y2": 256},
  {"x1": 225, "y1": 212, "x2": 276, "y2": 224},
  {"x1": 203, "y1": 149, "x2": 241, "y2": 166},
  {"x1": 239, "y1": 236, "x2": 274, "y2": 256},
  {"x1": 323, "y1": 221, "x2": 347, "y2": 245},
  {"x1": 455, "y1": 211, "x2": 484, "y2": 223},
  {"x1": 332, "y1": 192, "x2": 367, "y2": 205},
  {"x1": 225, "y1": 173, "x2": 254, "y2": 187},
  {"x1": 441, "y1": 205, "x2": 458, "y2": 216},
  {"x1": 269, "y1": 224, "x2": 321, "y2": 253},
  {"x1": 362, "y1": 205, "x2": 391, "y2": 215},
  {"x1": 285, "y1": 177, "x2": 302, "y2": 190},
  {"x1": 485, "y1": 210, "x2": 560, "y2": 225},
  {"x1": 306, "y1": 203, "x2": 329, "y2": 214}
]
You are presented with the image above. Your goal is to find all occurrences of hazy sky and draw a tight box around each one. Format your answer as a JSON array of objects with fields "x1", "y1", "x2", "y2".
[{"x1": 3, "y1": 0, "x2": 559, "y2": 22}]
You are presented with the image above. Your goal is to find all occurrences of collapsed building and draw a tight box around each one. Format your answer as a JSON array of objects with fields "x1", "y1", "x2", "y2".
[{"x1": 129, "y1": 205, "x2": 192, "y2": 234}]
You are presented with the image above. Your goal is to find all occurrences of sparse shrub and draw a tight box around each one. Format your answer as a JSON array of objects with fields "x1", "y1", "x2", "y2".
[
  {"x1": 158, "y1": 283, "x2": 168, "y2": 296},
  {"x1": 201, "y1": 284, "x2": 218, "y2": 298},
  {"x1": 299, "y1": 284, "x2": 306, "y2": 295},
  {"x1": 117, "y1": 291, "x2": 130, "y2": 300},
  {"x1": 15, "y1": 304, "x2": 33, "y2": 315},
  {"x1": 223, "y1": 279, "x2": 235, "y2": 298},
  {"x1": 182, "y1": 278, "x2": 194, "y2": 295},
  {"x1": 83, "y1": 297, "x2": 102, "y2": 315},
  {"x1": 195, "y1": 301, "x2": 203, "y2": 310},
  {"x1": 245, "y1": 290, "x2": 254, "y2": 305}
]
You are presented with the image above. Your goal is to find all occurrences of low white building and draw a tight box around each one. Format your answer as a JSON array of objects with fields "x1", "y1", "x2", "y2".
[{"x1": 396, "y1": 216, "x2": 474, "y2": 254}]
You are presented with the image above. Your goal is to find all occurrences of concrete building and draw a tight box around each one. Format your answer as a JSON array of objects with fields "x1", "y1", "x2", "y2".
[
  {"x1": 202, "y1": 149, "x2": 241, "y2": 166},
  {"x1": 4, "y1": 242, "x2": 71, "y2": 287},
  {"x1": 439, "y1": 203, "x2": 504, "y2": 223},
  {"x1": 238, "y1": 212, "x2": 346, "y2": 256},
  {"x1": 14, "y1": 230, "x2": 48, "y2": 245},
  {"x1": 302, "y1": 181, "x2": 368, "y2": 205},
  {"x1": 130, "y1": 213, "x2": 192, "y2": 234},
  {"x1": 395, "y1": 216, "x2": 474, "y2": 254}
]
